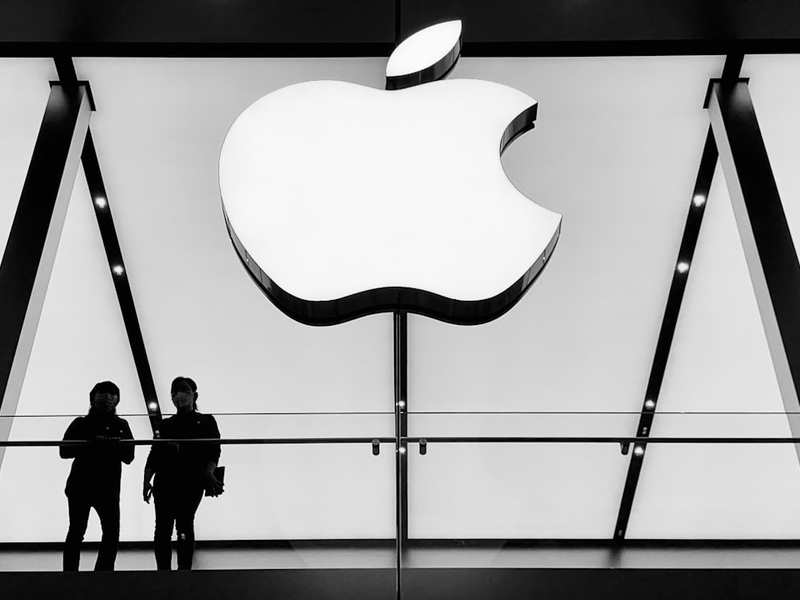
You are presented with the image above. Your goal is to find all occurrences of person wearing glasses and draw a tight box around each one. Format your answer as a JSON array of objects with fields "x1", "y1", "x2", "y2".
[
  {"x1": 142, "y1": 376, "x2": 223, "y2": 570},
  {"x1": 60, "y1": 380, "x2": 134, "y2": 571}
]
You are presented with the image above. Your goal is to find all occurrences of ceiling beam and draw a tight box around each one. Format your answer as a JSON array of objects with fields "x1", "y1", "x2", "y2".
[
  {"x1": 612, "y1": 54, "x2": 743, "y2": 541},
  {"x1": 707, "y1": 75, "x2": 800, "y2": 468},
  {"x1": 612, "y1": 130, "x2": 717, "y2": 541},
  {"x1": 1, "y1": 1, "x2": 800, "y2": 56},
  {"x1": 53, "y1": 57, "x2": 163, "y2": 432},
  {"x1": 0, "y1": 80, "x2": 91, "y2": 466}
]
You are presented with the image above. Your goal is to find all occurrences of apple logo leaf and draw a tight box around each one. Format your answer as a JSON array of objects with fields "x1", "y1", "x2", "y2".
[
  {"x1": 219, "y1": 21, "x2": 562, "y2": 326},
  {"x1": 385, "y1": 20, "x2": 462, "y2": 90}
]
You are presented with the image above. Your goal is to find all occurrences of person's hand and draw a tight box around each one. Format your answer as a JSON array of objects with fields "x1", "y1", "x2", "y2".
[
  {"x1": 143, "y1": 482, "x2": 153, "y2": 504},
  {"x1": 204, "y1": 471, "x2": 224, "y2": 497},
  {"x1": 154, "y1": 429, "x2": 178, "y2": 451}
]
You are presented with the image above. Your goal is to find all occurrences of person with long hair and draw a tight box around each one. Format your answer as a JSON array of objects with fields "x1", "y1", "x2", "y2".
[{"x1": 142, "y1": 376, "x2": 223, "y2": 570}]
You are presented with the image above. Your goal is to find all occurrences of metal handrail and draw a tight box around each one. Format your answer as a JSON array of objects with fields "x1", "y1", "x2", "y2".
[
  {"x1": 4, "y1": 410, "x2": 800, "y2": 418},
  {"x1": 0, "y1": 437, "x2": 394, "y2": 447},
  {"x1": 4, "y1": 435, "x2": 800, "y2": 447}
]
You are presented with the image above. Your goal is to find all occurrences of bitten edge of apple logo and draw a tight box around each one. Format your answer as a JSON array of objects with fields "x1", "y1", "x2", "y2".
[{"x1": 219, "y1": 20, "x2": 562, "y2": 326}]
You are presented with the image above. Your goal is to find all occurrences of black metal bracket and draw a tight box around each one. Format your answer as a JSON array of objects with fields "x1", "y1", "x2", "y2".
[
  {"x1": 703, "y1": 77, "x2": 750, "y2": 109},
  {"x1": 48, "y1": 80, "x2": 96, "y2": 111}
]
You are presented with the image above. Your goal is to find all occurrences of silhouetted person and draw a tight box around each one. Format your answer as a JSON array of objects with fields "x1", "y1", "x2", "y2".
[
  {"x1": 60, "y1": 381, "x2": 134, "y2": 571},
  {"x1": 143, "y1": 376, "x2": 223, "y2": 570}
]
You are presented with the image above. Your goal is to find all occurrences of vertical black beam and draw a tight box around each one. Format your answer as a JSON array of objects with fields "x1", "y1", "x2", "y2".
[
  {"x1": 0, "y1": 82, "x2": 92, "y2": 464},
  {"x1": 54, "y1": 57, "x2": 163, "y2": 431},
  {"x1": 612, "y1": 55, "x2": 743, "y2": 541},
  {"x1": 707, "y1": 78, "x2": 800, "y2": 463},
  {"x1": 394, "y1": 311, "x2": 408, "y2": 599}
]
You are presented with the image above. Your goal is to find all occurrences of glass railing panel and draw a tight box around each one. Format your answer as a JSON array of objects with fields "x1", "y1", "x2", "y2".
[
  {"x1": 4, "y1": 414, "x2": 156, "y2": 447},
  {"x1": 628, "y1": 439, "x2": 800, "y2": 539},
  {"x1": 0, "y1": 433, "x2": 395, "y2": 583},
  {"x1": 402, "y1": 438, "x2": 800, "y2": 577},
  {"x1": 5, "y1": 410, "x2": 800, "y2": 581},
  {"x1": 409, "y1": 410, "x2": 640, "y2": 438},
  {"x1": 406, "y1": 440, "x2": 627, "y2": 541},
  {"x1": 196, "y1": 441, "x2": 395, "y2": 542},
  {"x1": 212, "y1": 412, "x2": 393, "y2": 440},
  {"x1": 410, "y1": 409, "x2": 800, "y2": 438}
]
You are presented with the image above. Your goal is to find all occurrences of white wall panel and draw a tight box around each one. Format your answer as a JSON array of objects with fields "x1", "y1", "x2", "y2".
[{"x1": 3, "y1": 54, "x2": 800, "y2": 544}]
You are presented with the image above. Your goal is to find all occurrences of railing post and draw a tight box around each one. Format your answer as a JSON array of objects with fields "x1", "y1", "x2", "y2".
[{"x1": 394, "y1": 311, "x2": 408, "y2": 599}]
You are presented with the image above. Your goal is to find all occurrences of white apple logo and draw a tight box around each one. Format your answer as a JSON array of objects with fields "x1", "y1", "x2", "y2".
[{"x1": 219, "y1": 21, "x2": 561, "y2": 325}]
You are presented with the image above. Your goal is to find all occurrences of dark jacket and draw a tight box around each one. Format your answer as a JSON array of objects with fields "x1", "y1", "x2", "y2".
[
  {"x1": 60, "y1": 409, "x2": 134, "y2": 497},
  {"x1": 145, "y1": 411, "x2": 221, "y2": 488}
]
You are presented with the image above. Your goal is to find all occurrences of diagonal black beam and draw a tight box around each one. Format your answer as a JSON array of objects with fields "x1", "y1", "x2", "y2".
[
  {"x1": 53, "y1": 57, "x2": 163, "y2": 431},
  {"x1": 612, "y1": 54, "x2": 743, "y2": 541},
  {"x1": 707, "y1": 76, "x2": 800, "y2": 465},
  {"x1": 394, "y1": 311, "x2": 408, "y2": 599},
  {"x1": 0, "y1": 81, "x2": 92, "y2": 465},
  {"x1": 612, "y1": 129, "x2": 717, "y2": 541}
]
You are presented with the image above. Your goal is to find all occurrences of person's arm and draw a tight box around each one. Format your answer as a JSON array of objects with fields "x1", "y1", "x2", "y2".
[
  {"x1": 59, "y1": 418, "x2": 86, "y2": 459},
  {"x1": 203, "y1": 415, "x2": 224, "y2": 497},
  {"x1": 142, "y1": 466, "x2": 155, "y2": 503},
  {"x1": 119, "y1": 419, "x2": 135, "y2": 466},
  {"x1": 142, "y1": 428, "x2": 161, "y2": 503}
]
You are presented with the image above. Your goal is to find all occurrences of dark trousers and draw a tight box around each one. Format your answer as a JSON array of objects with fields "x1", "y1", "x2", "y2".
[
  {"x1": 63, "y1": 492, "x2": 120, "y2": 571},
  {"x1": 153, "y1": 483, "x2": 205, "y2": 570}
]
